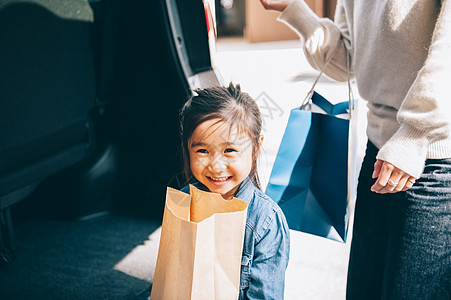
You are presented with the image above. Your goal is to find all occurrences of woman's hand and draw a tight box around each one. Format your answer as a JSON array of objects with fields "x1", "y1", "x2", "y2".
[
  {"x1": 371, "y1": 159, "x2": 417, "y2": 194},
  {"x1": 259, "y1": 0, "x2": 293, "y2": 12}
]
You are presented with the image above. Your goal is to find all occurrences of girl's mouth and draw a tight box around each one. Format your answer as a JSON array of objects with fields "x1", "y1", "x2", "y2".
[{"x1": 206, "y1": 176, "x2": 232, "y2": 185}]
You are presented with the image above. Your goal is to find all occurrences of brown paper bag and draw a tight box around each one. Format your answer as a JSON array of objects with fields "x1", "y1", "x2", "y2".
[{"x1": 150, "y1": 185, "x2": 248, "y2": 300}]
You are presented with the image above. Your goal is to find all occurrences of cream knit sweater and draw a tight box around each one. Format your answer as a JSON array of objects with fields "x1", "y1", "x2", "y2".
[{"x1": 278, "y1": 0, "x2": 451, "y2": 178}]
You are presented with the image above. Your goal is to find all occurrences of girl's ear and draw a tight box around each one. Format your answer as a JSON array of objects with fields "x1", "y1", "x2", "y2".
[{"x1": 258, "y1": 135, "x2": 264, "y2": 151}]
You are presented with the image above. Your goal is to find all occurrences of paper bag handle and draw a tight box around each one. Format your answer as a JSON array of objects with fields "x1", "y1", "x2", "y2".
[{"x1": 301, "y1": 37, "x2": 355, "y2": 118}]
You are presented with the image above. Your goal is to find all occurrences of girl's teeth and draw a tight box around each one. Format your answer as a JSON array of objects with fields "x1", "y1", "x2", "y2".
[{"x1": 211, "y1": 177, "x2": 229, "y2": 181}]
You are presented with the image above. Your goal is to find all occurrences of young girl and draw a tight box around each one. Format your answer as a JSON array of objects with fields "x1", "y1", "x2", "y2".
[{"x1": 180, "y1": 82, "x2": 290, "y2": 300}]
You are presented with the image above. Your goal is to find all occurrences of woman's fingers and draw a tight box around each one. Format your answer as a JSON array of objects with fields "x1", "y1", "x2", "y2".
[
  {"x1": 371, "y1": 160, "x2": 416, "y2": 194},
  {"x1": 372, "y1": 159, "x2": 383, "y2": 179},
  {"x1": 259, "y1": 0, "x2": 292, "y2": 12},
  {"x1": 393, "y1": 173, "x2": 414, "y2": 192},
  {"x1": 371, "y1": 160, "x2": 394, "y2": 193},
  {"x1": 402, "y1": 176, "x2": 416, "y2": 192}
]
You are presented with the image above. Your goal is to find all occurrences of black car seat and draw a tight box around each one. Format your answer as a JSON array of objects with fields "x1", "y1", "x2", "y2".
[{"x1": 0, "y1": 0, "x2": 97, "y2": 264}]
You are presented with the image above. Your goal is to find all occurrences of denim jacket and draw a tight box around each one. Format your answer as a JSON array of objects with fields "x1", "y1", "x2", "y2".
[{"x1": 181, "y1": 178, "x2": 290, "y2": 299}]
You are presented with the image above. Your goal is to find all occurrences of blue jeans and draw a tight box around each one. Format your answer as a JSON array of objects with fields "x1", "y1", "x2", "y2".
[{"x1": 346, "y1": 141, "x2": 451, "y2": 299}]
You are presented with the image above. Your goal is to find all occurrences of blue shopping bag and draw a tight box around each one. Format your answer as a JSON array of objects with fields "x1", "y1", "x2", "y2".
[{"x1": 266, "y1": 92, "x2": 351, "y2": 242}]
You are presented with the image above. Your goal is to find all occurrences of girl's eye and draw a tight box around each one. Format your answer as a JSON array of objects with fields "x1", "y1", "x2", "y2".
[
  {"x1": 224, "y1": 148, "x2": 237, "y2": 153},
  {"x1": 196, "y1": 149, "x2": 208, "y2": 154}
]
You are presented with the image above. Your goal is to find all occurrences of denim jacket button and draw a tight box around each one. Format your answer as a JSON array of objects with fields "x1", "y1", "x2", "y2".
[{"x1": 241, "y1": 255, "x2": 251, "y2": 266}]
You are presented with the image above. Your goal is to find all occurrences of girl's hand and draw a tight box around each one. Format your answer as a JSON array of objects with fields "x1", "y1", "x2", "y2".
[
  {"x1": 259, "y1": 0, "x2": 293, "y2": 12},
  {"x1": 371, "y1": 159, "x2": 417, "y2": 194}
]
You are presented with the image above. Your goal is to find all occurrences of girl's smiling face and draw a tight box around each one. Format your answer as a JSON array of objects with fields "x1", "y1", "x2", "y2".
[{"x1": 189, "y1": 119, "x2": 259, "y2": 200}]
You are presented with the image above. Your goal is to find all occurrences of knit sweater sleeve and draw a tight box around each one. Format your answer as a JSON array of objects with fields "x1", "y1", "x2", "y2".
[
  {"x1": 376, "y1": 0, "x2": 451, "y2": 178},
  {"x1": 277, "y1": 0, "x2": 351, "y2": 81}
]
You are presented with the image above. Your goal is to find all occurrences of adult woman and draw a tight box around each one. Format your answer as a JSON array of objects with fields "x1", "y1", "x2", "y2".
[{"x1": 260, "y1": 0, "x2": 451, "y2": 299}]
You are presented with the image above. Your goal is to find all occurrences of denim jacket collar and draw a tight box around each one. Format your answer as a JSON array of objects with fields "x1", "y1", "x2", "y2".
[{"x1": 234, "y1": 177, "x2": 254, "y2": 204}]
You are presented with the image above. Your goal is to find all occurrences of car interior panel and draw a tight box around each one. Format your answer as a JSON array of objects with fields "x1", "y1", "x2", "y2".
[{"x1": 0, "y1": 0, "x2": 220, "y2": 267}]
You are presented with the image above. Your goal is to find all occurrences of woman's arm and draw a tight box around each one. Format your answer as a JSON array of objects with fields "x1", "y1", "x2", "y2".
[
  {"x1": 375, "y1": 0, "x2": 451, "y2": 186},
  {"x1": 274, "y1": 0, "x2": 351, "y2": 81}
]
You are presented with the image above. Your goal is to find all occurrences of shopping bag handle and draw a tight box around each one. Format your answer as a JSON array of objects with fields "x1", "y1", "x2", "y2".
[{"x1": 301, "y1": 37, "x2": 355, "y2": 118}]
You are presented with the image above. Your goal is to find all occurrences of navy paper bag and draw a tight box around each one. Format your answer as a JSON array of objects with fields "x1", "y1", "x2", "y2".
[{"x1": 266, "y1": 94, "x2": 351, "y2": 242}]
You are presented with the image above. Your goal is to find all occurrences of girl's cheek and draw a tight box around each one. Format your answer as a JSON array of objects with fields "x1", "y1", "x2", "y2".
[
  {"x1": 192, "y1": 156, "x2": 208, "y2": 168},
  {"x1": 225, "y1": 157, "x2": 236, "y2": 165}
]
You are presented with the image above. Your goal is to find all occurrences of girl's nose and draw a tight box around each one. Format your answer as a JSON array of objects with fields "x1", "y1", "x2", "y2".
[{"x1": 208, "y1": 156, "x2": 227, "y2": 172}]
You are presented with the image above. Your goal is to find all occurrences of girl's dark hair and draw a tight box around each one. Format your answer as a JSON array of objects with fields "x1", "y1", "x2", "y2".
[{"x1": 180, "y1": 82, "x2": 263, "y2": 189}]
